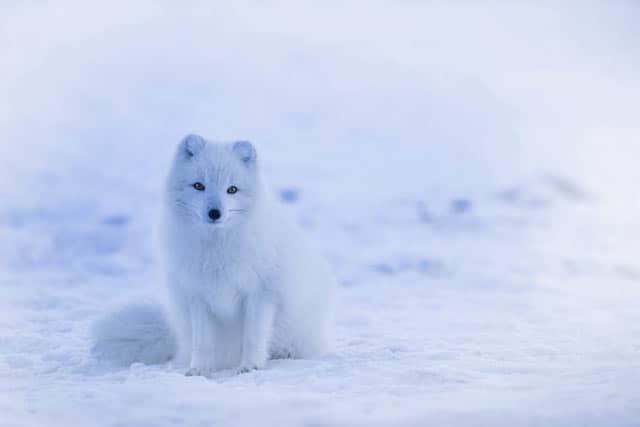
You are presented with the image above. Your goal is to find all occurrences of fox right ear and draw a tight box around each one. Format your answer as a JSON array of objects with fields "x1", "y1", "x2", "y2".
[
  {"x1": 232, "y1": 140, "x2": 256, "y2": 166},
  {"x1": 179, "y1": 134, "x2": 206, "y2": 158}
]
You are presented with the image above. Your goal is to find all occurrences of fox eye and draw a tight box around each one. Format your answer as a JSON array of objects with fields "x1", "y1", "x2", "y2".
[
  {"x1": 227, "y1": 186, "x2": 238, "y2": 194},
  {"x1": 193, "y1": 182, "x2": 205, "y2": 191}
]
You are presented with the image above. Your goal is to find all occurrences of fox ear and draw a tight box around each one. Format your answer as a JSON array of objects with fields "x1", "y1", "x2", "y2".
[
  {"x1": 232, "y1": 140, "x2": 256, "y2": 166},
  {"x1": 179, "y1": 134, "x2": 206, "y2": 158}
]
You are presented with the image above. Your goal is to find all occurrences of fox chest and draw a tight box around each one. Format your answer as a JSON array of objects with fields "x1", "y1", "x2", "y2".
[{"x1": 192, "y1": 261, "x2": 265, "y2": 317}]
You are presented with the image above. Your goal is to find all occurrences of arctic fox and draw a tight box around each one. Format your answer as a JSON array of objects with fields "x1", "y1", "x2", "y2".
[{"x1": 92, "y1": 135, "x2": 335, "y2": 376}]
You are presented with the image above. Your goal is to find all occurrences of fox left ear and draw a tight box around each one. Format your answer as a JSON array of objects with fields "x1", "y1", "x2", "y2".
[
  {"x1": 232, "y1": 140, "x2": 256, "y2": 167},
  {"x1": 179, "y1": 134, "x2": 206, "y2": 159}
]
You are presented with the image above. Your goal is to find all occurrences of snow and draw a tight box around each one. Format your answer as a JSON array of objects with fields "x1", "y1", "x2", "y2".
[{"x1": 2, "y1": 1, "x2": 640, "y2": 425}]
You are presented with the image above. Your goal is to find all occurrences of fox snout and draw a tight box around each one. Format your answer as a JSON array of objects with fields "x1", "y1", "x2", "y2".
[{"x1": 208, "y1": 209, "x2": 222, "y2": 221}]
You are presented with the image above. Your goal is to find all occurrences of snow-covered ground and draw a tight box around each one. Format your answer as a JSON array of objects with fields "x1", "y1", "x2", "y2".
[{"x1": 2, "y1": 2, "x2": 640, "y2": 426}]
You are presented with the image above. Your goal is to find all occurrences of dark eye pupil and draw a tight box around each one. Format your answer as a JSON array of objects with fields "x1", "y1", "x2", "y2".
[
  {"x1": 193, "y1": 182, "x2": 205, "y2": 191},
  {"x1": 227, "y1": 186, "x2": 238, "y2": 194}
]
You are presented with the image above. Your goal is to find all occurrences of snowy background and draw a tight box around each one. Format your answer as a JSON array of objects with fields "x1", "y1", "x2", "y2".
[{"x1": 2, "y1": 1, "x2": 640, "y2": 425}]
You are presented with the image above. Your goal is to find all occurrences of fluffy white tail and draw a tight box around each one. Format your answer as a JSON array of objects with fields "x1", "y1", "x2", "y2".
[{"x1": 91, "y1": 302, "x2": 177, "y2": 366}]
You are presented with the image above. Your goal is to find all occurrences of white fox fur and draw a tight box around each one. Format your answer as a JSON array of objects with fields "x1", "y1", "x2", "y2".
[
  {"x1": 92, "y1": 135, "x2": 335, "y2": 375},
  {"x1": 91, "y1": 302, "x2": 177, "y2": 366}
]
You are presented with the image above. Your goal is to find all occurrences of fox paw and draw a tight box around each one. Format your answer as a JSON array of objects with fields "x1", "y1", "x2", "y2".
[
  {"x1": 185, "y1": 366, "x2": 214, "y2": 377},
  {"x1": 236, "y1": 364, "x2": 259, "y2": 375}
]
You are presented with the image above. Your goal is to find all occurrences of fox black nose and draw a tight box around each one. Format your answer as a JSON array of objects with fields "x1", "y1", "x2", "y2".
[{"x1": 208, "y1": 209, "x2": 221, "y2": 221}]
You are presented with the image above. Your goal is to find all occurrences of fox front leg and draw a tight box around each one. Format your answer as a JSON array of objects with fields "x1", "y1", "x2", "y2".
[
  {"x1": 237, "y1": 295, "x2": 275, "y2": 374},
  {"x1": 185, "y1": 300, "x2": 216, "y2": 377}
]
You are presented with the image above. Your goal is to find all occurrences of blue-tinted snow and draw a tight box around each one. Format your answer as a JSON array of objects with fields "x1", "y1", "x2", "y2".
[{"x1": 1, "y1": 2, "x2": 640, "y2": 426}]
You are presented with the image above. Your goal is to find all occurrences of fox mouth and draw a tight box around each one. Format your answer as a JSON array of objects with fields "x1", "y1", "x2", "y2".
[{"x1": 201, "y1": 209, "x2": 248, "y2": 226}]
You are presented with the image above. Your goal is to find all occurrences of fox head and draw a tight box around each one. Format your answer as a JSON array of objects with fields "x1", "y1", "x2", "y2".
[{"x1": 165, "y1": 134, "x2": 260, "y2": 231}]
